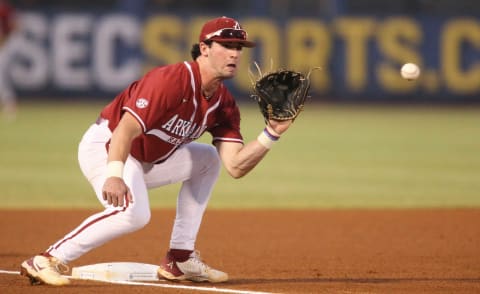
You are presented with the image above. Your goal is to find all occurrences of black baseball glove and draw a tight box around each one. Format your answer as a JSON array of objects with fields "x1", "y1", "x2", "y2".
[{"x1": 251, "y1": 68, "x2": 315, "y2": 121}]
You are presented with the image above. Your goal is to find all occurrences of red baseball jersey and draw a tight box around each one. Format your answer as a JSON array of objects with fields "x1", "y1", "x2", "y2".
[{"x1": 100, "y1": 61, "x2": 243, "y2": 163}]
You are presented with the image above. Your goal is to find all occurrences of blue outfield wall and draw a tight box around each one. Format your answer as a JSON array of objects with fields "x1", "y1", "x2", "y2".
[{"x1": 10, "y1": 11, "x2": 480, "y2": 102}]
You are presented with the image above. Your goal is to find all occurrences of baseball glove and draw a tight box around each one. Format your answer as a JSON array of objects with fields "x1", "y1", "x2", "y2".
[{"x1": 250, "y1": 65, "x2": 317, "y2": 121}]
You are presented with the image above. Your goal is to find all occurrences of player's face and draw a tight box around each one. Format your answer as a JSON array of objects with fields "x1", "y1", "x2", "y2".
[{"x1": 208, "y1": 41, "x2": 243, "y2": 79}]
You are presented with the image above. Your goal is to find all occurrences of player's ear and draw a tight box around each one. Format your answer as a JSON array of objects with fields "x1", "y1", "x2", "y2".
[
  {"x1": 199, "y1": 41, "x2": 211, "y2": 57},
  {"x1": 199, "y1": 43, "x2": 207, "y2": 56}
]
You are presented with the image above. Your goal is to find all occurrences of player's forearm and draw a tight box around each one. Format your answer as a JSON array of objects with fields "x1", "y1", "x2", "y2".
[
  {"x1": 231, "y1": 140, "x2": 270, "y2": 178},
  {"x1": 106, "y1": 113, "x2": 142, "y2": 177},
  {"x1": 105, "y1": 129, "x2": 136, "y2": 178},
  {"x1": 217, "y1": 138, "x2": 271, "y2": 179},
  {"x1": 108, "y1": 132, "x2": 134, "y2": 162},
  {"x1": 218, "y1": 124, "x2": 287, "y2": 178}
]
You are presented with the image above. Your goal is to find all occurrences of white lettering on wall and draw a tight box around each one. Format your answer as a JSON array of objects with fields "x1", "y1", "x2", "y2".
[
  {"x1": 52, "y1": 14, "x2": 92, "y2": 89},
  {"x1": 10, "y1": 12, "x2": 142, "y2": 93},
  {"x1": 93, "y1": 14, "x2": 141, "y2": 91}
]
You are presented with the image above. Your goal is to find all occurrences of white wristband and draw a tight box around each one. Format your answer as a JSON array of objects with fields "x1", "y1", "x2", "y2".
[
  {"x1": 257, "y1": 127, "x2": 280, "y2": 149},
  {"x1": 106, "y1": 161, "x2": 124, "y2": 178}
]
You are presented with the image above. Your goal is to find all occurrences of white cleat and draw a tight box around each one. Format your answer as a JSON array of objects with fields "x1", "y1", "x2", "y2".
[
  {"x1": 158, "y1": 250, "x2": 228, "y2": 283},
  {"x1": 20, "y1": 255, "x2": 70, "y2": 286}
]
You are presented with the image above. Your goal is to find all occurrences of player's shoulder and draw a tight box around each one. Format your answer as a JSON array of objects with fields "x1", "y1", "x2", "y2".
[
  {"x1": 139, "y1": 63, "x2": 191, "y2": 94},
  {"x1": 146, "y1": 62, "x2": 188, "y2": 77}
]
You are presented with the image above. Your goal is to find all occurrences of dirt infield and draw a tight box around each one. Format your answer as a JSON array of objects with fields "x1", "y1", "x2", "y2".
[{"x1": 1, "y1": 209, "x2": 479, "y2": 293}]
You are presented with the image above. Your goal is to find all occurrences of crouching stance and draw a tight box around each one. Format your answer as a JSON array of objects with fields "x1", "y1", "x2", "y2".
[{"x1": 21, "y1": 16, "x2": 292, "y2": 285}]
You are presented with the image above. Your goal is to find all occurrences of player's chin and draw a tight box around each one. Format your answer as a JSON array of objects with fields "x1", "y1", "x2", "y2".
[
  {"x1": 223, "y1": 65, "x2": 237, "y2": 78},
  {"x1": 222, "y1": 71, "x2": 237, "y2": 79}
]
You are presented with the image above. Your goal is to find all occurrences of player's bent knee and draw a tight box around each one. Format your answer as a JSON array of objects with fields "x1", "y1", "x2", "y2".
[
  {"x1": 134, "y1": 210, "x2": 151, "y2": 228},
  {"x1": 123, "y1": 209, "x2": 151, "y2": 231},
  {"x1": 203, "y1": 145, "x2": 221, "y2": 172}
]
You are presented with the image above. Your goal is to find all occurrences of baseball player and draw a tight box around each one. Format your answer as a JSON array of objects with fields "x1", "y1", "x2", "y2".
[
  {"x1": 0, "y1": 0, "x2": 17, "y2": 120},
  {"x1": 21, "y1": 16, "x2": 292, "y2": 285}
]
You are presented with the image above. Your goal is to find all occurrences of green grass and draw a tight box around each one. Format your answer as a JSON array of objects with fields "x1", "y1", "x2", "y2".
[{"x1": 1, "y1": 101, "x2": 479, "y2": 209}]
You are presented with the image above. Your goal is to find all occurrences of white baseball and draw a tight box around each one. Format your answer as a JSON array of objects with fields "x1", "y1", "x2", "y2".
[{"x1": 401, "y1": 63, "x2": 420, "y2": 80}]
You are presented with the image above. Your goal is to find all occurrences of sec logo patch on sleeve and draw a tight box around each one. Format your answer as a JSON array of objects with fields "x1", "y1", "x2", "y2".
[{"x1": 136, "y1": 98, "x2": 149, "y2": 109}]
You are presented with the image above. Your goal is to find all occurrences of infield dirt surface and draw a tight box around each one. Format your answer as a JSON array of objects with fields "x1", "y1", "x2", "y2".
[{"x1": 1, "y1": 209, "x2": 479, "y2": 293}]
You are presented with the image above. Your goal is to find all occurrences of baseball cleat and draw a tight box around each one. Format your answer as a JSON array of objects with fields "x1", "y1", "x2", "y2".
[
  {"x1": 157, "y1": 250, "x2": 228, "y2": 283},
  {"x1": 20, "y1": 255, "x2": 70, "y2": 286}
]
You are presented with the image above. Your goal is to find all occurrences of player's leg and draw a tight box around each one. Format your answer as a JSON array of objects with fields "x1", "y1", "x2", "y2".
[
  {"x1": 51, "y1": 121, "x2": 152, "y2": 260},
  {"x1": 21, "y1": 121, "x2": 151, "y2": 285},
  {"x1": 144, "y1": 142, "x2": 221, "y2": 249},
  {"x1": 144, "y1": 142, "x2": 227, "y2": 282}
]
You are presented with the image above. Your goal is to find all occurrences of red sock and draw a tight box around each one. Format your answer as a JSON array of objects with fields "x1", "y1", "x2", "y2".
[{"x1": 168, "y1": 249, "x2": 193, "y2": 262}]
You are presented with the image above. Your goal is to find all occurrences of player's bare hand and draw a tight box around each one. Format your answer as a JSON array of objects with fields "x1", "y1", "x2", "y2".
[
  {"x1": 267, "y1": 119, "x2": 292, "y2": 135},
  {"x1": 102, "y1": 177, "x2": 133, "y2": 207}
]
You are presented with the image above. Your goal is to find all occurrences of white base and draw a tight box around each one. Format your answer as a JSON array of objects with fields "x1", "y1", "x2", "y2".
[{"x1": 71, "y1": 262, "x2": 160, "y2": 281}]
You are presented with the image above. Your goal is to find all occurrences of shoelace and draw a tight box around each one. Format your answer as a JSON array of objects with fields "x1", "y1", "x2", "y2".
[
  {"x1": 49, "y1": 258, "x2": 70, "y2": 274},
  {"x1": 189, "y1": 251, "x2": 211, "y2": 271}
]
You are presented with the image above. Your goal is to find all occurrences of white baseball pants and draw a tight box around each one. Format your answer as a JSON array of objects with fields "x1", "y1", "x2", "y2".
[{"x1": 47, "y1": 120, "x2": 221, "y2": 263}]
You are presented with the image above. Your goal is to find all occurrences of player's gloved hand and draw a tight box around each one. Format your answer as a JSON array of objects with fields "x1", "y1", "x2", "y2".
[
  {"x1": 267, "y1": 119, "x2": 292, "y2": 135},
  {"x1": 251, "y1": 67, "x2": 317, "y2": 123},
  {"x1": 102, "y1": 177, "x2": 133, "y2": 207}
]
